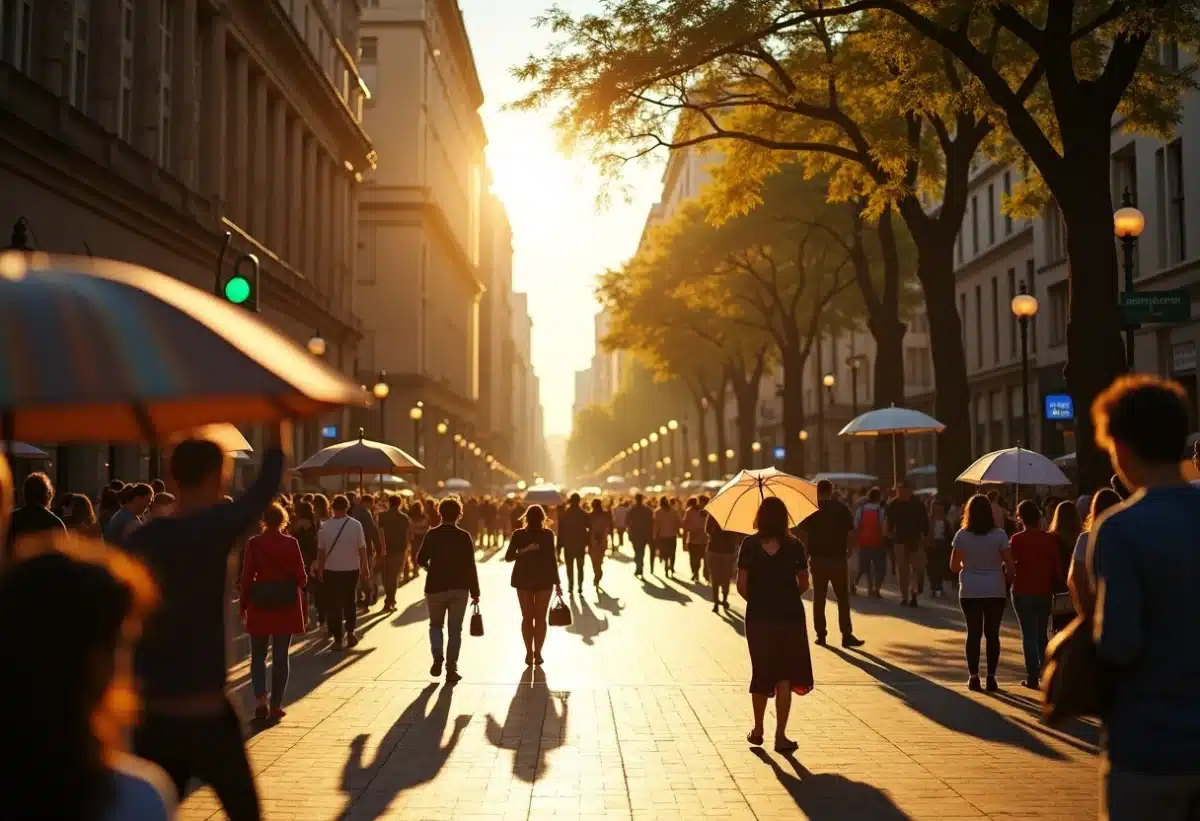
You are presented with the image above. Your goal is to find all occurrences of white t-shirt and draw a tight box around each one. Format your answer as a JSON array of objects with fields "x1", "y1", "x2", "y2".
[
  {"x1": 319, "y1": 515, "x2": 367, "y2": 571},
  {"x1": 951, "y1": 527, "x2": 1009, "y2": 599}
]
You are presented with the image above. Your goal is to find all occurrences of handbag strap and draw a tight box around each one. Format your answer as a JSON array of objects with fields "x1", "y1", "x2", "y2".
[{"x1": 325, "y1": 517, "x2": 352, "y2": 563}]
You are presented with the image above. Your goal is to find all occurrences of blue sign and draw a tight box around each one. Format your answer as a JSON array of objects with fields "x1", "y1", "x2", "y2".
[
  {"x1": 1044, "y1": 394, "x2": 1074, "y2": 421},
  {"x1": 773, "y1": 447, "x2": 786, "y2": 460},
  {"x1": 321, "y1": 425, "x2": 339, "y2": 439}
]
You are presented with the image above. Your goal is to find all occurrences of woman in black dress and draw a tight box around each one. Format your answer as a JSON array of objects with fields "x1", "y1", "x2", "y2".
[
  {"x1": 736, "y1": 496, "x2": 813, "y2": 753},
  {"x1": 505, "y1": 504, "x2": 562, "y2": 666}
]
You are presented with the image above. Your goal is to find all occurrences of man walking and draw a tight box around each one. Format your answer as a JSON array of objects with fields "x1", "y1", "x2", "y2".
[
  {"x1": 798, "y1": 480, "x2": 865, "y2": 648},
  {"x1": 626, "y1": 493, "x2": 653, "y2": 578},
  {"x1": 103, "y1": 482, "x2": 153, "y2": 546},
  {"x1": 4, "y1": 472, "x2": 66, "y2": 560},
  {"x1": 557, "y1": 493, "x2": 590, "y2": 594},
  {"x1": 377, "y1": 495, "x2": 411, "y2": 612},
  {"x1": 854, "y1": 487, "x2": 888, "y2": 598},
  {"x1": 1089, "y1": 375, "x2": 1200, "y2": 820},
  {"x1": 886, "y1": 481, "x2": 928, "y2": 607}
]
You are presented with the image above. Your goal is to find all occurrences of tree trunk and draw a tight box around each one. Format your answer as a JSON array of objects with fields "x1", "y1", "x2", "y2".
[
  {"x1": 915, "y1": 238, "x2": 972, "y2": 495},
  {"x1": 867, "y1": 316, "x2": 907, "y2": 487},
  {"x1": 691, "y1": 394, "x2": 709, "y2": 483},
  {"x1": 713, "y1": 387, "x2": 729, "y2": 478},
  {"x1": 733, "y1": 375, "x2": 761, "y2": 470},
  {"x1": 1058, "y1": 160, "x2": 1126, "y2": 493},
  {"x1": 780, "y1": 346, "x2": 807, "y2": 476}
]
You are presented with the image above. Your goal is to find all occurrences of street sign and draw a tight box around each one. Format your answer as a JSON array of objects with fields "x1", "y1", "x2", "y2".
[
  {"x1": 321, "y1": 425, "x2": 338, "y2": 439},
  {"x1": 1044, "y1": 394, "x2": 1074, "y2": 421},
  {"x1": 773, "y1": 446, "x2": 786, "y2": 460},
  {"x1": 1119, "y1": 289, "x2": 1191, "y2": 324}
]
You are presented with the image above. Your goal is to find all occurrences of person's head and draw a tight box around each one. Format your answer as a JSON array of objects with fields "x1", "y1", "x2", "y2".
[
  {"x1": 107, "y1": 479, "x2": 124, "y2": 493},
  {"x1": 67, "y1": 495, "x2": 96, "y2": 530},
  {"x1": 301, "y1": 492, "x2": 315, "y2": 503},
  {"x1": 346, "y1": 492, "x2": 358, "y2": 507},
  {"x1": 522, "y1": 504, "x2": 546, "y2": 530},
  {"x1": 961, "y1": 494, "x2": 995, "y2": 535},
  {"x1": 295, "y1": 500, "x2": 315, "y2": 523},
  {"x1": 816, "y1": 479, "x2": 833, "y2": 500},
  {"x1": 685, "y1": 496, "x2": 698, "y2": 510},
  {"x1": 568, "y1": 492, "x2": 581, "y2": 508},
  {"x1": 98, "y1": 486, "x2": 119, "y2": 512},
  {"x1": 409, "y1": 502, "x2": 425, "y2": 519},
  {"x1": 867, "y1": 486, "x2": 881, "y2": 504},
  {"x1": 1093, "y1": 374, "x2": 1190, "y2": 491},
  {"x1": 389, "y1": 494, "x2": 404, "y2": 510},
  {"x1": 985, "y1": 489, "x2": 999, "y2": 503},
  {"x1": 698, "y1": 494, "x2": 709, "y2": 507},
  {"x1": 439, "y1": 496, "x2": 463, "y2": 523},
  {"x1": 168, "y1": 439, "x2": 227, "y2": 506},
  {"x1": 894, "y1": 480, "x2": 910, "y2": 500},
  {"x1": 22, "y1": 472, "x2": 53, "y2": 509},
  {"x1": 0, "y1": 538, "x2": 157, "y2": 819},
  {"x1": 634, "y1": 493, "x2": 644, "y2": 505},
  {"x1": 590, "y1": 498, "x2": 603, "y2": 513},
  {"x1": 754, "y1": 496, "x2": 791, "y2": 540},
  {"x1": 263, "y1": 501, "x2": 289, "y2": 532},
  {"x1": 313, "y1": 493, "x2": 330, "y2": 518},
  {"x1": 331, "y1": 494, "x2": 350, "y2": 515},
  {"x1": 658, "y1": 496, "x2": 670, "y2": 510},
  {"x1": 1085, "y1": 488, "x2": 1123, "y2": 532},
  {"x1": 118, "y1": 483, "x2": 154, "y2": 515},
  {"x1": 148, "y1": 492, "x2": 175, "y2": 519},
  {"x1": 149, "y1": 478, "x2": 166, "y2": 496},
  {"x1": 361, "y1": 493, "x2": 374, "y2": 508},
  {"x1": 1016, "y1": 499, "x2": 1042, "y2": 529},
  {"x1": 1048, "y1": 500, "x2": 1081, "y2": 539}
]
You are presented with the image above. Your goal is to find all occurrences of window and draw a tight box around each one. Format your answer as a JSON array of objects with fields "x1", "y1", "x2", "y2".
[
  {"x1": 358, "y1": 36, "x2": 377, "y2": 62},
  {"x1": 1026, "y1": 260, "x2": 1038, "y2": 352},
  {"x1": 1048, "y1": 281, "x2": 1068, "y2": 347},
  {"x1": 158, "y1": 0, "x2": 173, "y2": 166},
  {"x1": 1007, "y1": 268, "x2": 1017, "y2": 358},
  {"x1": 1, "y1": 0, "x2": 35, "y2": 73},
  {"x1": 1156, "y1": 146, "x2": 1168, "y2": 269},
  {"x1": 1003, "y1": 171, "x2": 1013, "y2": 235},
  {"x1": 991, "y1": 276, "x2": 999, "y2": 365},
  {"x1": 68, "y1": 0, "x2": 91, "y2": 112},
  {"x1": 118, "y1": 0, "x2": 135, "y2": 140},
  {"x1": 975, "y1": 284, "x2": 983, "y2": 369},
  {"x1": 971, "y1": 195, "x2": 980, "y2": 254},
  {"x1": 1045, "y1": 200, "x2": 1066, "y2": 263},
  {"x1": 1161, "y1": 38, "x2": 1180, "y2": 70},
  {"x1": 987, "y1": 184, "x2": 996, "y2": 246},
  {"x1": 1167, "y1": 139, "x2": 1186, "y2": 264},
  {"x1": 1111, "y1": 146, "x2": 1138, "y2": 211}
]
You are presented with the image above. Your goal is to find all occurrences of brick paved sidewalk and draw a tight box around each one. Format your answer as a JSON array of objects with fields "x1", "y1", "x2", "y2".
[{"x1": 182, "y1": 545, "x2": 1100, "y2": 821}]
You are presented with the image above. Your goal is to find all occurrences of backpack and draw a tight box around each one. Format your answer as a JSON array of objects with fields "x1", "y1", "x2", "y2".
[{"x1": 858, "y1": 506, "x2": 882, "y2": 548}]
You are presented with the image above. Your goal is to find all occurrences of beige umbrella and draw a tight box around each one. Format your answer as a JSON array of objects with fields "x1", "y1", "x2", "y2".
[
  {"x1": 704, "y1": 468, "x2": 819, "y2": 535},
  {"x1": 167, "y1": 423, "x2": 252, "y2": 453},
  {"x1": 295, "y1": 428, "x2": 423, "y2": 489}
]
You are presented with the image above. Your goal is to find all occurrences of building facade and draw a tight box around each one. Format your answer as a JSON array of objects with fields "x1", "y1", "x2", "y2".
[{"x1": 1, "y1": 0, "x2": 372, "y2": 491}]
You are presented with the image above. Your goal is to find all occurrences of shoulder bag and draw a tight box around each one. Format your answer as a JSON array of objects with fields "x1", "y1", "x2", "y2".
[
  {"x1": 548, "y1": 593, "x2": 572, "y2": 627},
  {"x1": 1040, "y1": 614, "x2": 1103, "y2": 724},
  {"x1": 248, "y1": 538, "x2": 302, "y2": 610}
]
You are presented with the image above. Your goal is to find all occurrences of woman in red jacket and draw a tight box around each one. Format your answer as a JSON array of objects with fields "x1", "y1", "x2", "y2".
[{"x1": 241, "y1": 502, "x2": 308, "y2": 720}]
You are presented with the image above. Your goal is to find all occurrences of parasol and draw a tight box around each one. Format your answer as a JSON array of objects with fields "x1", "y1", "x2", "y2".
[{"x1": 704, "y1": 468, "x2": 819, "y2": 535}]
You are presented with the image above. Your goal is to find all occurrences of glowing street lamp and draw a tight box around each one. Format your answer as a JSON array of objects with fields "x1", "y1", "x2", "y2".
[
  {"x1": 667, "y1": 419, "x2": 679, "y2": 431},
  {"x1": 1011, "y1": 281, "x2": 1040, "y2": 447},
  {"x1": 306, "y1": 330, "x2": 326, "y2": 357}
]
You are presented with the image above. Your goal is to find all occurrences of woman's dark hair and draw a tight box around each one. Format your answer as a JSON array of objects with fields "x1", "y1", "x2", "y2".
[
  {"x1": 1016, "y1": 499, "x2": 1042, "y2": 528},
  {"x1": 589, "y1": 498, "x2": 603, "y2": 513},
  {"x1": 68, "y1": 495, "x2": 97, "y2": 531},
  {"x1": 409, "y1": 502, "x2": 425, "y2": 519},
  {"x1": 522, "y1": 504, "x2": 546, "y2": 529},
  {"x1": 658, "y1": 496, "x2": 670, "y2": 510},
  {"x1": 961, "y1": 494, "x2": 995, "y2": 534},
  {"x1": 1048, "y1": 500, "x2": 1081, "y2": 541},
  {"x1": 1085, "y1": 488, "x2": 1123, "y2": 531},
  {"x1": 685, "y1": 497, "x2": 698, "y2": 509},
  {"x1": 294, "y1": 500, "x2": 315, "y2": 523},
  {"x1": 0, "y1": 537, "x2": 157, "y2": 821},
  {"x1": 99, "y1": 486, "x2": 119, "y2": 511},
  {"x1": 331, "y1": 494, "x2": 350, "y2": 513},
  {"x1": 754, "y1": 496, "x2": 791, "y2": 540},
  {"x1": 439, "y1": 496, "x2": 463, "y2": 523}
]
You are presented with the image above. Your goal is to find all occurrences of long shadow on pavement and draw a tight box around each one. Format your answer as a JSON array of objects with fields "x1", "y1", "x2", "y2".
[
  {"x1": 827, "y1": 647, "x2": 1067, "y2": 760},
  {"x1": 335, "y1": 683, "x2": 469, "y2": 820},
  {"x1": 485, "y1": 667, "x2": 568, "y2": 782},
  {"x1": 639, "y1": 576, "x2": 690, "y2": 605},
  {"x1": 595, "y1": 588, "x2": 625, "y2": 617},
  {"x1": 566, "y1": 595, "x2": 609, "y2": 645},
  {"x1": 752, "y1": 749, "x2": 913, "y2": 819}
]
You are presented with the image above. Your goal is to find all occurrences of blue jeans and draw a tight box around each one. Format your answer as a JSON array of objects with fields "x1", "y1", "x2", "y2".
[
  {"x1": 250, "y1": 633, "x2": 292, "y2": 707},
  {"x1": 1012, "y1": 593, "x2": 1051, "y2": 681},
  {"x1": 858, "y1": 547, "x2": 887, "y2": 589},
  {"x1": 426, "y1": 589, "x2": 469, "y2": 670}
]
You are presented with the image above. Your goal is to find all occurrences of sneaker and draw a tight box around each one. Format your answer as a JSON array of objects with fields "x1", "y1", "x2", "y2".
[
  {"x1": 814, "y1": 636, "x2": 827, "y2": 647},
  {"x1": 430, "y1": 659, "x2": 443, "y2": 677},
  {"x1": 253, "y1": 704, "x2": 269, "y2": 721},
  {"x1": 841, "y1": 635, "x2": 865, "y2": 649},
  {"x1": 986, "y1": 676, "x2": 999, "y2": 692},
  {"x1": 968, "y1": 676, "x2": 982, "y2": 692},
  {"x1": 346, "y1": 633, "x2": 359, "y2": 649},
  {"x1": 909, "y1": 594, "x2": 919, "y2": 607},
  {"x1": 446, "y1": 669, "x2": 462, "y2": 683}
]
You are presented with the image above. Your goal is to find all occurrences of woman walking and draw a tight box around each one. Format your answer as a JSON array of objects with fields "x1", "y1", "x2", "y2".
[
  {"x1": 1046, "y1": 500, "x2": 1082, "y2": 632},
  {"x1": 240, "y1": 502, "x2": 308, "y2": 719},
  {"x1": 587, "y1": 498, "x2": 611, "y2": 590},
  {"x1": 65, "y1": 494, "x2": 99, "y2": 537},
  {"x1": 316, "y1": 495, "x2": 369, "y2": 650},
  {"x1": 683, "y1": 496, "x2": 709, "y2": 582},
  {"x1": 652, "y1": 496, "x2": 681, "y2": 576},
  {"x1": 505, "y1": 504, "x2": 562, "y2": 666},
  {"x1": 417, "y1": 497, "x2": 481, "y2": 683},
  {"x1": 1067, "y1": 488, "x2": 1122, "y2": 617},
  {"x1": 290, "y1": 500, "x2": 320, "y2": 623},
  {"x1": 950, "y1": 494, "x2": 1013, "y2": 692},
  {"x1": 706, "y1": 513, "x2": 739, "y2": 612},
  {"x1": 1008, "y1": 500, "x2": 1062, "y2": 689},
  {"x1": 737, "y1": 496, "x2": 813, "y2": 753}
]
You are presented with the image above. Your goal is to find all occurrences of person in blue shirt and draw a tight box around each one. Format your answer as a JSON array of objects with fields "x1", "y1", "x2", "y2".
[{"x1": 1088, "y1": 374, "x2": 1200, "y2": 820}]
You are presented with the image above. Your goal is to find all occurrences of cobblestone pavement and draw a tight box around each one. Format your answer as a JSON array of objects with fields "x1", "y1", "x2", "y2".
[{"x1": 182, "y1": 543, "x2": 1101, "y2": 821}]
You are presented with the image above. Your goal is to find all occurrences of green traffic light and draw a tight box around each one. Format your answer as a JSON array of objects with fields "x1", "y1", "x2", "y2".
[{"x1": 224, "y1": 276, "x2": 251, "y2": 305}]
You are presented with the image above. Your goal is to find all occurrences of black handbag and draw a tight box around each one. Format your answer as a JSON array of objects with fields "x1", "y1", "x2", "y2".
[
  {"x1": 248, "y1": 542, "x2": 300, "y2": 610},
  {"x1": 1040, "y1": 615, "x2": 1104, "y2": 724},
  {"x1": 548, "y1": 594, "x2": 572, "y2": 627},
  {"x1": 469, "y1": 603, "x2": 484, "y2": 637}
]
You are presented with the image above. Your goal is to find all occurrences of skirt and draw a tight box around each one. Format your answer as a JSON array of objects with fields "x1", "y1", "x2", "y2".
[
  {"x1": 746, "y1": 618, "x2": 814, "y2": 697},
  {"x1": 707, "y1": 550, "x2": 736, "y2": 586}
]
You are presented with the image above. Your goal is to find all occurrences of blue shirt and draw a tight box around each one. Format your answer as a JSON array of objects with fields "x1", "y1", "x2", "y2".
[{"x1": 1090, "y1": 485, "x2": 1200, "y2": 774}]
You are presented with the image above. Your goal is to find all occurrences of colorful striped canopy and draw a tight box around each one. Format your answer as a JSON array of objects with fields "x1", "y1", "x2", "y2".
[{"x1": 0, "y1": 253, "x2": 369, "y2": 442}]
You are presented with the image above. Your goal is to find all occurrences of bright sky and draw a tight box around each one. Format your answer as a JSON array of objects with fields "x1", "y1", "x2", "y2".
[{"x1": 459, "y1": 0, "x2": 664, "y2": 437}]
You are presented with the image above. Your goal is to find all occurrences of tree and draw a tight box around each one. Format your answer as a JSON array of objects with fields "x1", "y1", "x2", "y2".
[{"x1": 515, "y1": 2, "x2": 1007, "y2": 491}]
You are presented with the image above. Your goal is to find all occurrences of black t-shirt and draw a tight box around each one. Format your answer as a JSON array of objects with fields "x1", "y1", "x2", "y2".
[
  {"x1": 737, "y1": 534, "x2": 808, "y2": 623},
  {"x1": 4, "y1": 505, "x2": 66, "y2": 558},
  {"x1": 378, "y1": 508, "x2": 411, "y2": 555},
  {"x1": 705, "y1": 515, "x2": 740, "y2": 554},
  {"x1": 800, "y1": 500, "x2": 854, "y2": 560},
  {"x1": 886, "y1": 497, "x2": 928, "y2": 543}
]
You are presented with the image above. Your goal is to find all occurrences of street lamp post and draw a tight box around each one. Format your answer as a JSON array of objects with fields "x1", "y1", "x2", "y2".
[
  {"x1": 821, "y1": 372, "x2": 835, "y2": 472},
  {"x1": 452, "y1": 433, "x2": 462, "y2": 477},
  {"x1": 1011, "y1": 282, "x2": 1040, "y2": 448},
  {"x1": 436, "y1": 421, "x2": 448, "y2": 482},
  {"x1": 707, "y1": 452, "x2": 717, "y2": 481},
  {"x1": 848, "y1": 355, "x2": 866, "y2": 471},
  {"x1": 798, "y1": 429, "x2": 809, "y2": 477},
  {"x1": 649, "y1": 431, "x2": 659, "y2": 479},
  {"x1": 409, "y1": 404, "x2": 423, "y2": 483},
  {"x1": 372, "y1": 370, "x2": 390, "y2": 441},
  {"x1": 1114, "y1": 189, "x2": 1146, "y2": 370}
]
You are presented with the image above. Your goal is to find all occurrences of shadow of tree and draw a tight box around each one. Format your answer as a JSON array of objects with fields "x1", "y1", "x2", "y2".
[
  {"x1": 638, "y1": 576, "x2": 690, "y2": 606},
  {"x1": 752, "y1": 750, "x2": 914, "y2": 820},
  {"x1": 827, "y1": 647, "x2": 1067, "y2": 760},
  {"x1": 335, "y1": 683, "x2": 469, "y2": 820},
  {"x1": 566, "y1": 596, "x2": 609, "y2": 645},
  {"x1": 485, "y1": 667, "x2": 568, "y2": 782}
]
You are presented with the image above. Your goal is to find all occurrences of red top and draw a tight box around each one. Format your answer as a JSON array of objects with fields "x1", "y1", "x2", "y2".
[
  {"x1": 240, "y1": 530, "x2": 308, "y2": 636},
  {"x1": 1008, "y1": 528, "x2": 1063, "y2": 596}
]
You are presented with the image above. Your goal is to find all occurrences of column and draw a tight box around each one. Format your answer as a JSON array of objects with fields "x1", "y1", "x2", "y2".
[
  {"x1": 345, "y1": 177, "x2": 359, "y2": 314},
  {"x1": 271, "y1": 96, "x2": 288, "y2": 253},
  {"x1": 317, "y1": 156, "x2": 331, "y2": 295},
  {"x1": 173, "y1": 0, "x2": 198, "y2": 185},
  {"x1": 303, "y1": 135, "x2": 317, "y2": 279},
  {"x1": 88, "y1": 0, "x2": 123, "y2": 131},
  {"x1": 231, "y1": 50, "x2": 249, "y2": 226},
  {"x1": 200, "y1": 10, "x2": 227, "y2": 206},
  {"x1": 133, "y1": 0, "x2": 164, "y2": 160},
  {"x1": 250, "y1": 75, "x2": 269, "y2": 237},
  {"x1": 289, "y1": 119, "x2": 304, "y2": 266},
  {"x1": 37, "y1": 1, "x2": 70, "y2": 97}
]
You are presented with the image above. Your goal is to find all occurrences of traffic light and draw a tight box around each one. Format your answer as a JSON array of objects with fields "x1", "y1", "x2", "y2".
[{"x1": 222, "y1": 252, "x2": 260, "y2": 312}]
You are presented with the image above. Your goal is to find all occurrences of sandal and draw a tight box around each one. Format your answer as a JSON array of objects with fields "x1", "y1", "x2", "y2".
[
  {"x1": 774, "y1": 738, "x2": 799, "y2": 754},
  {"x1": 746, "y1": 730, "x2": 764, "y2": 747}
]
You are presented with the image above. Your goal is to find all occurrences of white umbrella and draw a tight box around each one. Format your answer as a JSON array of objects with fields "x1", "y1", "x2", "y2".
[
  {"x1": 957, "y1": 447, "x2": 1071, "y2": 486},
  {"x1": 701, "y1": 479, "x2": 726, "y2": 490},
  {"x1": 0, "y1": 441, "x2": 49, "y2": 459},
  {"x1": 1052, "y1": 452, "x2": 1076, "y2": 467},
  {"x1": 444, "y1": 477, "x2": 472, "y2": 490},
  {"x1": 839, "y1": 405, "x2": 945, "y2": 486},
  {"x1": 812, "y1": 472, "x2": 876, "y2": 485},
  {"x1": 604, "y1": 474, "x2": 628, "y2": 486},
  {"x1": 577, "y1": 485, "x2": 603, "y2": 496},
  {"x1": 524, "y1": 483, "x2": 565, "y2": 506},
  {"x1": 168, "y1": 423, "x2": 252, "y2": 453},
  {"x1": 704, "y1": 468, "x2": 819, "y2": 535}
]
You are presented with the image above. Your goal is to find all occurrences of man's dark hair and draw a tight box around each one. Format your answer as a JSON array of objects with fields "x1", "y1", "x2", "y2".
[
  {"x1": 816, "y1": 479, "x2": 833, "y2": 497},
  {"x1": 1016, "y1": 499, "x2": 1042, "y2": 528},
  {"x1": 867, "y1": 486, "x2": 882, "y2": 503},
  {"x1": 120, "y1": 483, "x2": 153, "y2": 504},
  {"x1": 439, "y1": 496, "x2": 463, "y2": 523},
  {"x1": 346, "y1": 492, "x2": 358, "y2": 505},
  {"x1": 150, "y1": 478, "x2": 166, "y2": 495},
  {"x1": 22, "y1": 473, "x2": 52, "y2": 508},
  {"x1": 569, "y1": 492, "x2": 581, "y2": 506},
  {"x1": 1093, "y1": 374, "x2": 1190, "y2": 465},
  {"x1": 107, "y1": 479, "x2": 125, "y2": 492},
  {"x1": 634, "y1": 493, "x2": 644, "y2": 504},
  {"x1": 331, "y1": 494, "x2": 350, "y2": 512},
  {"x1": 169, "y1": 439, "x2": 225, "y2": 490},
  {"x1": 389, "y1": 494, "x2": 404, "y2": 509}
]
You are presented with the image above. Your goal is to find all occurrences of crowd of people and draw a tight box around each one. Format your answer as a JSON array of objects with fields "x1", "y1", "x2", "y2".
[{"x1": 1, "y1": 374, "x2": 1198, "y2": 820}]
